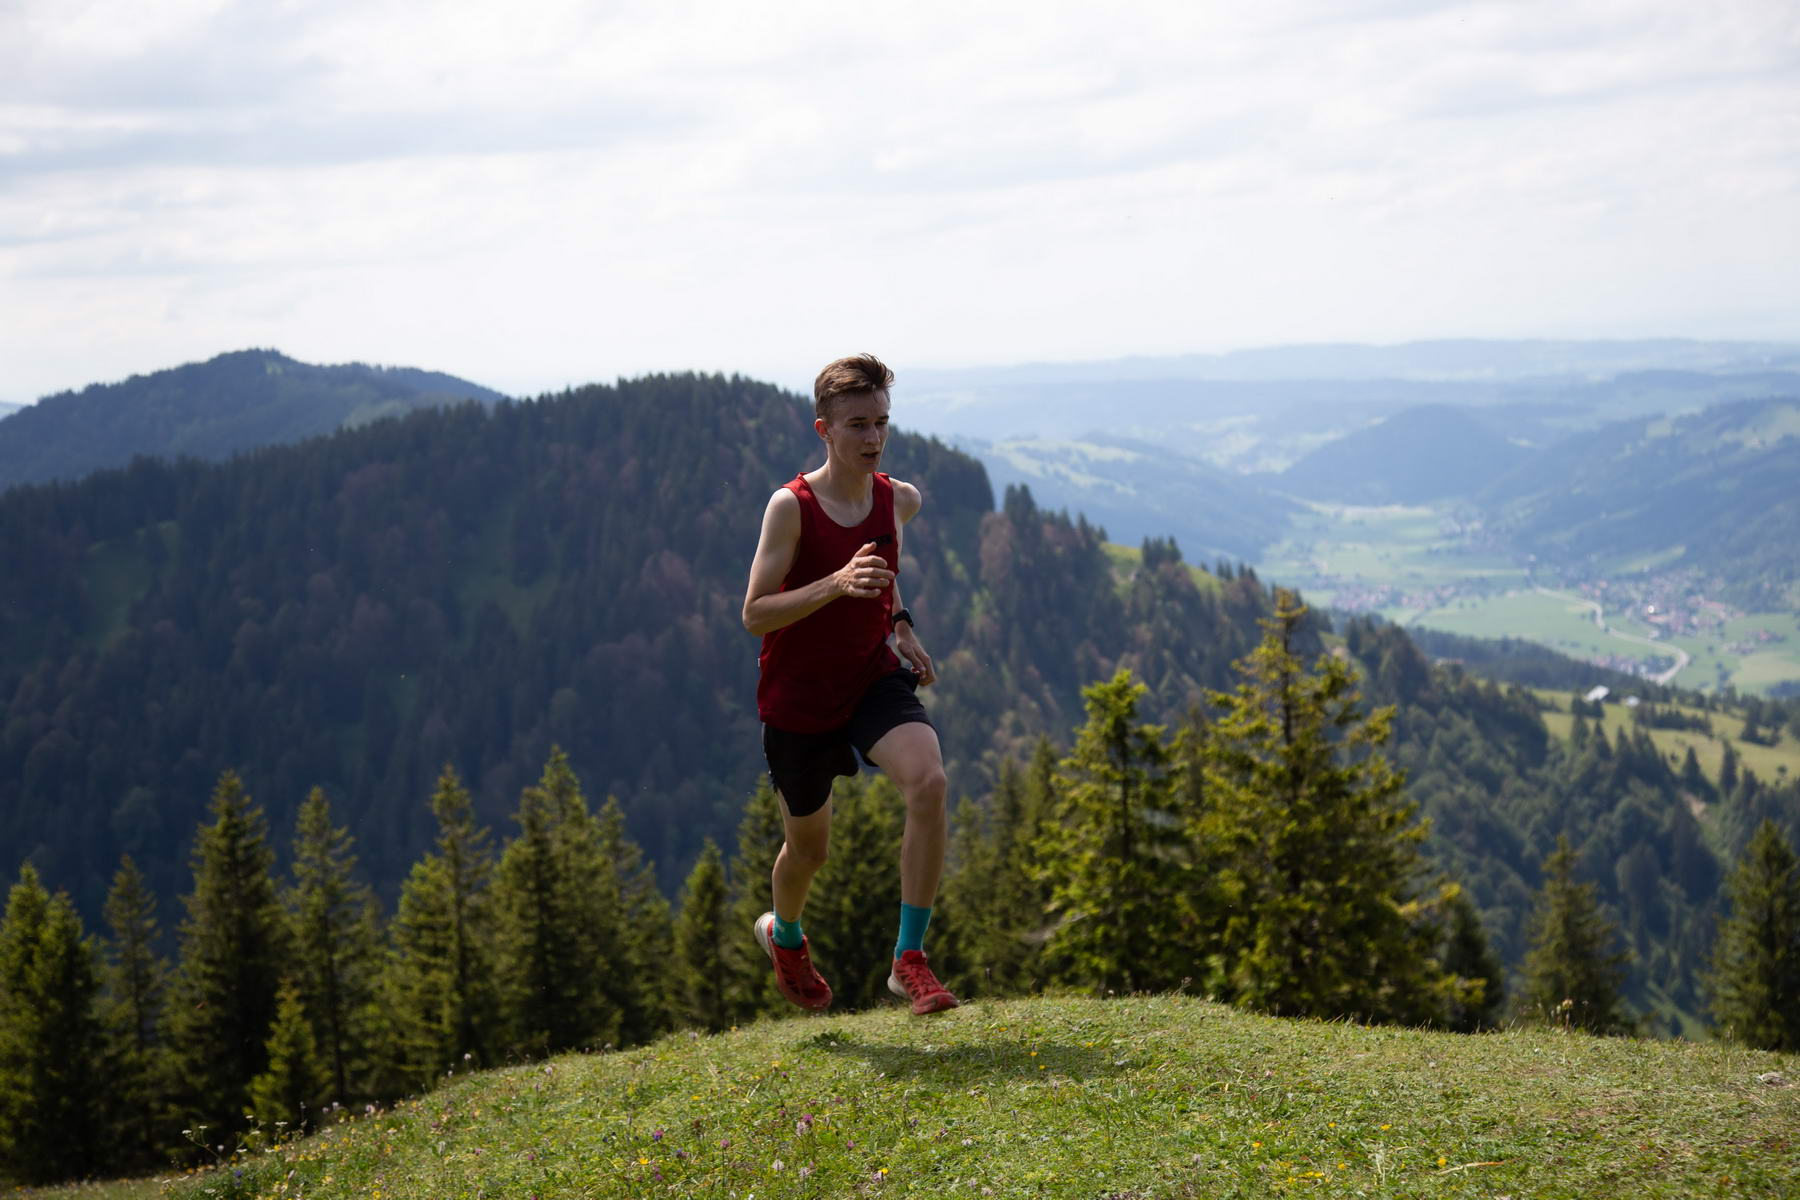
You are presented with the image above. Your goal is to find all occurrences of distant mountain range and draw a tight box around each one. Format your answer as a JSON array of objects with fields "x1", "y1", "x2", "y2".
[
  {"x1": 0, "y1": 349, "x2": 507, "y2": 491},
  {"x1": 1277, "y1": 404, "x2": 1533, "y2": 505}
]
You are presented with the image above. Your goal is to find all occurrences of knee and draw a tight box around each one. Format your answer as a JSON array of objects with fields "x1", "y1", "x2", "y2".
[
  {"x1": 784, "y1": 837, "x2": 830, "y2": 873},
  {"x1": 904, "y1": 767, "x2": 948, "y2": 814}
]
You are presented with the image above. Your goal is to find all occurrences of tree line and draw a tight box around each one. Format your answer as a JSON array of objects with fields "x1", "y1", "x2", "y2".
[{"x1": 5, "y1": 593, "x2": 1797, "y2": 1186}]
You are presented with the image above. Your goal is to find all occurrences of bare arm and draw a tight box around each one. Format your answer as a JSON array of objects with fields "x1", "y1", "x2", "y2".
[{"x1": 742, "y1": 488, "x2": 895, "y2": 636}]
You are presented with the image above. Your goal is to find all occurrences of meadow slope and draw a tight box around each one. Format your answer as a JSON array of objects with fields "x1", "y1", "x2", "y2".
[{"x1": 156, "y1": 995, "x2": 1797, "y2": 1200}]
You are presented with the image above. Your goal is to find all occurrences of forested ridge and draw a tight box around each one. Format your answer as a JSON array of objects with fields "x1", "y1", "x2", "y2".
[
  {"x1": 2, "y1": 368, "x2": 1797, "y2": 1036},
  {"x1": 0, "y1": 349, "x2": 509, "y2": 491}
]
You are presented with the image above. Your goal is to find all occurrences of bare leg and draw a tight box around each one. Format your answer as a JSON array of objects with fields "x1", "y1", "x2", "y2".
[
  {"x1": 771, "y1": 794, "x2": 833, "y2": 921},
  {"x1": 866, "y1": 722, "x2": 949, "y2": 907}
]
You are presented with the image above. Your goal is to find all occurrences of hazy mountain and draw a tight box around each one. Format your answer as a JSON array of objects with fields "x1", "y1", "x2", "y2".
[
  {"x1": 968, "y1": 431, "x2": 1296, "y2": 560},
  {"x1": 1485, "y1": 396, "x2": 1800, "y2": 607},
  {"x1": 0, "y1": 348, "x2": 508, "y2": 490},
  {"x1": 1278, "y1": 404, "x2": 1535, "y2": 504},
  {"x1": 908, "y1": 338, "x2": 1800, "y2": 388}
]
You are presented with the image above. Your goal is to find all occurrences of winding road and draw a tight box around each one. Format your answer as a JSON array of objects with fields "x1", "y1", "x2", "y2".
[{"x1": 1533, "y1": 585, "x2": 1691, "y2": 686}]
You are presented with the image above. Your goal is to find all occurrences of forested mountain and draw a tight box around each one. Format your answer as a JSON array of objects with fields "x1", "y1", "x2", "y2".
[
  {"x1": 1278, "y1": 404, "x2": 1532, "y2": 503},
  {"x1": 0, "y1": 349, "x2": 507, "y2": 490},
  {"x1": 4, "y1": 367, "x2": 1795, "y2": 1034},
  {"x1": 1483, "y1": 396, "x2": 1800, "y2": 607},
  {"x1": 0, "y1": 374, "x2": 1275, "y2": 925},
  {"x1": 0, "y1": 402, "x2": 21, "y2": 422}
]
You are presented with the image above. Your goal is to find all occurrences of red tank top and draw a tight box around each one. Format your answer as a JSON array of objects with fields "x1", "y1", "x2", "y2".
[{"x1": 757, "y1": 472, "x2": 903, "y2": 732}]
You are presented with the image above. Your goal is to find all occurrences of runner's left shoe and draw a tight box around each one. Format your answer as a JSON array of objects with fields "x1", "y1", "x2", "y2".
[{"x1": 887, "y1": 949, "x2": 959, "y2": 1015}]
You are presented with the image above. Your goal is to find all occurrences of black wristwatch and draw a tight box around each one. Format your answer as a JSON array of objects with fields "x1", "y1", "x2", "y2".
[{"x1": 890, "y1": 607, "x2": 914, "y2": 630}]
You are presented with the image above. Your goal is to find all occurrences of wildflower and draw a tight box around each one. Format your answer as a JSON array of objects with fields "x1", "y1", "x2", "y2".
[
  {"x1": 772, "y1": 1160, "x2": 785, "y2": 1172},
  {"x1": 1380, "y1": 1124, "x2": 1391, "y2": 1131},
  {"x1": 1438, "y1": 1156, "x2": 1448, "y2": 1168},
  {"x1": 637, "y1": 1157, "x2": 649, "y2": 1166},
  {"x1": 719, "y1": 1138, "x2": 731, "y2": 1150},
  {"x1": 651, "y1": 1129, "x2": 664, "y2": 1142}
]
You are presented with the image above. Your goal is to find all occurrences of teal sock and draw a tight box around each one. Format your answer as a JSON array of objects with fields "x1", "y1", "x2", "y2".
[
  {"x1": 895, "y1": 902, "x2": 932, "y2": 958},
  {"x1": 772, "y1": 912, "x2": 804, "y2": 950}
]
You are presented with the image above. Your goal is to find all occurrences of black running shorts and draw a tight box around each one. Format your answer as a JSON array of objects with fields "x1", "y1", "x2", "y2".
[{"x1": 762, "y1": 668, "x2": 933, "y2": 818}]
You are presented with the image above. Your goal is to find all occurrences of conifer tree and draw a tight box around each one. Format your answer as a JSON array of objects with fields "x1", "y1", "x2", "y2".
[
  {"x1": 671, "y1": 839, "x2": 732, "y2": 1031},
  {"x1": 938, "y1": 746, "x2": 1056, "y2": 998},
  {"x1": 1519, "y1": 835, "x2": 1632, "y2": 1034},
  {"x1": 723, "y1": 779, "x2": 788, "y2": 1019},
  {"x1": 803, "y1": 775, "x2": 907, "y2": 1007},
  {"x1": 0, "y1": 865, "x2": 105, "y2": 1184},
  {"x1": 377, "y1": 765, "x2": 498, "y2": 1092},
  {"x1": 1037, "y1": 672, "x2": 1189, "y2": 994},
  {"x1": 249, "y1": 980, "x2": 328, "y2": 1133},
  {"x1": 1438, "y1": 885, "x2": 1506, "y2": 1032},
  {"x1": 1706, "y1": 820, "x2": 1800, "y2": 1050},
  {"x1": 100, "y1": 855, "x2": 172, "y2": 1169},
  {"x1": 595, "y1": 795, "x2": 672, "y2": 1045},
  {"x1": 1197, "y1": 590, "x2": 1469, "y2": 1024},
  {"x1": 493, "y1": 750, "x2": 621, "y2": 1056},
  {"x1": 167, "y1": 771, "x2": 289, "y2": 1137},
  {"x1": 286, "y1": 788, "x2": 382, "y2": 1105}
]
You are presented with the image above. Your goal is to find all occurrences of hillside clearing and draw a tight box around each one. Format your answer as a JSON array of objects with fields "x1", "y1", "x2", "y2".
[{"x1": 163, "y1": 994, "x2": 1797, "y2": 1199}]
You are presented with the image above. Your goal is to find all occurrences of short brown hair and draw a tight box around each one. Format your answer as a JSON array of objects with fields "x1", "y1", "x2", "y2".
[{"x1": 813, "y1": 353, "x2": 894, "y2": 422}]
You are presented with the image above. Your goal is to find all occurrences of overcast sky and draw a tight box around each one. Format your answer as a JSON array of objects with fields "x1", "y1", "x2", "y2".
[{"x1": 3, "y1": 0, "x2": 1796, "y2": 403}]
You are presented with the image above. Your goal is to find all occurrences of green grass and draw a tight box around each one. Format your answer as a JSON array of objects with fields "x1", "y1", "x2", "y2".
[
  {"x1": 165, "y1": 995, "x2": 1798, "y2": 1200},
  {"x1": 1534, "y1": 692, "x2": 1800, "y2": 789},
  {"x1": 13, "y1": 1178, "x2": 166, "y2": 1199}
]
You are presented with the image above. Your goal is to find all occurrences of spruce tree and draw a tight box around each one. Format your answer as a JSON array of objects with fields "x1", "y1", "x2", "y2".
[
  {"x1": 167, "y1": 771, "x2": 289, "y2": 1137},
  {"x1": 723, "y1": 779, "x2": 788, "y2": 1020},
  {"x1": 1038, "y1": 671, "x2": 1189, "y2": 994},
  {"x1": 493, "y1": 750, "x2": 621, "y2": 1056},
  {"x1": 1706, "y1": 820, "x2": 1800, "y2": 1050},
  {"x1": 1519, "y1": 835, "x2": 1632, "y2": 1034},
  {"x1": 377, "y1": 765, "x2": 498, "y2": 1093},
  {"x1": 803, "y1": 775, "x2": 907, "y2": 1008},
  {"x1": 1438, "y1": 885, "x2": 1506, "y2": 1032},
  {"x1": 287, "y1": 788, "x2": 381, "y2": 1106},
  {"x1": 100, "y1": 855, "x2": 172, "y2": 1169},
  {"x1": 671, "y1": 839, "x2": 733, "y2": 1031},
  {"x1": 938, "y1": 746, "x2": 1056, "y2": 998},
  {"x1": 249, "y1": 980, "x2": 328, "y2": 1133},
  {"x1": 595, "y1": 795, "x2": 672, "y2": 1046},
  {"x1": 0, "y1": 865, "x2": 105, "y2": 1184},
  {"x1": 1197, "y1": 590, "x2": 1469, "y2": 1024}
]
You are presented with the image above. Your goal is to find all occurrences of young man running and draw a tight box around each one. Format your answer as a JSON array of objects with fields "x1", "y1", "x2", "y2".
[{"x1": 741, "y1": 353, "x2": 959, "y2": 1016}]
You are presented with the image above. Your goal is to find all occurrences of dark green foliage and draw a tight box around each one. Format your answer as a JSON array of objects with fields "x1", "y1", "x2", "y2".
[
  {"x1": 937, "y1": 744, "x2": 1056, "y2": 998},
  {"x1": 1437, "y1": 885, "x2": 1507, "y2": 1032},
  {"x1": 671, "y1": 839, "x2": 732, "y2": 1031},
  {"x1": 286, "y1": 788, "x2": 382, "y2": 1105},
  {"x1": 1197, "y1": 593, "x2": 1476, "y2": 1024},
  {"x1": 722, "y1": 780, "x2": 788, "y2": 1021},
  {"x1": 1519, "y1": 836, "x2": 1632, "y2": 1034},
  {"x1": 492, "y1": 750, "x2": 622, "y2": 1056},
  {"x1": 1706, "y1": 820, "x2": 1800, "y2": 1050},
  {"x1": 99, "y1": 855, "x2": 172, "y2": 1169},
  {"x1": 0, "y1": 865, "x2": 105, "y2": 1184},
  {"x1": 167, "y1": 771, "x2": 289, "y2": 1138},
  {"x1": 249, "y1": 980, "x2": 329, "y2": 1134},
  {"x1": 0, "y1": 348, "x2": 505, "y2": 489},
  {"x1": 799, "y1": 777, "x2": 908, "y2": 1010},
  {"x1": 376, "y1": 766, "x2": 497, "y2": 1092},
  {"x1": 1037, "y1": 672, "x2": 1190, "y2": 994},
  {"x1": 596, "y1": 796, "x2": 675, "y2": 1047}
]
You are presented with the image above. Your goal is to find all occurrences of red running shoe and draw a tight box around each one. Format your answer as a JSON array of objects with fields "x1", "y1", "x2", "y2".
[
  {"x1": 888, "y1": 949, "x2": 959, "y2": 1014},
  {"x1": 754, "y1": 912, "x2": 832, "y2": 1011}
]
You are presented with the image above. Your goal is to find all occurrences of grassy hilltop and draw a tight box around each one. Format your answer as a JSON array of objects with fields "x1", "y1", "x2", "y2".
[{"x1": 121, "y1": 995, "x2": 1800, "y2": 1200}]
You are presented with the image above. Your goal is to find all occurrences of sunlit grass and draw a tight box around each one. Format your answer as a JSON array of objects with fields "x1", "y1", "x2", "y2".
[{"x1": 162, "y1": 994, "x2": 1798, "y2": 1199}]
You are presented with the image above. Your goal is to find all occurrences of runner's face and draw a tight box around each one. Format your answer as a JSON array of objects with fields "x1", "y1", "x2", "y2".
[{"x1": 819, "y1": 392, "x2": 890, "y2": 473}]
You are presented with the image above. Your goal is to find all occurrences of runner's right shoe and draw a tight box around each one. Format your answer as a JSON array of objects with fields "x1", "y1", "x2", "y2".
[{"x1": 754, "y1": 912, "x2": 833, "y2": 1011}]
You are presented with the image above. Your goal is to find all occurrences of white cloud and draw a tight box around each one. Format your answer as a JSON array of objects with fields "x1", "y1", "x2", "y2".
[{"x1": 1, "y1": 0, "x2": 1796, "y2": 401}]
